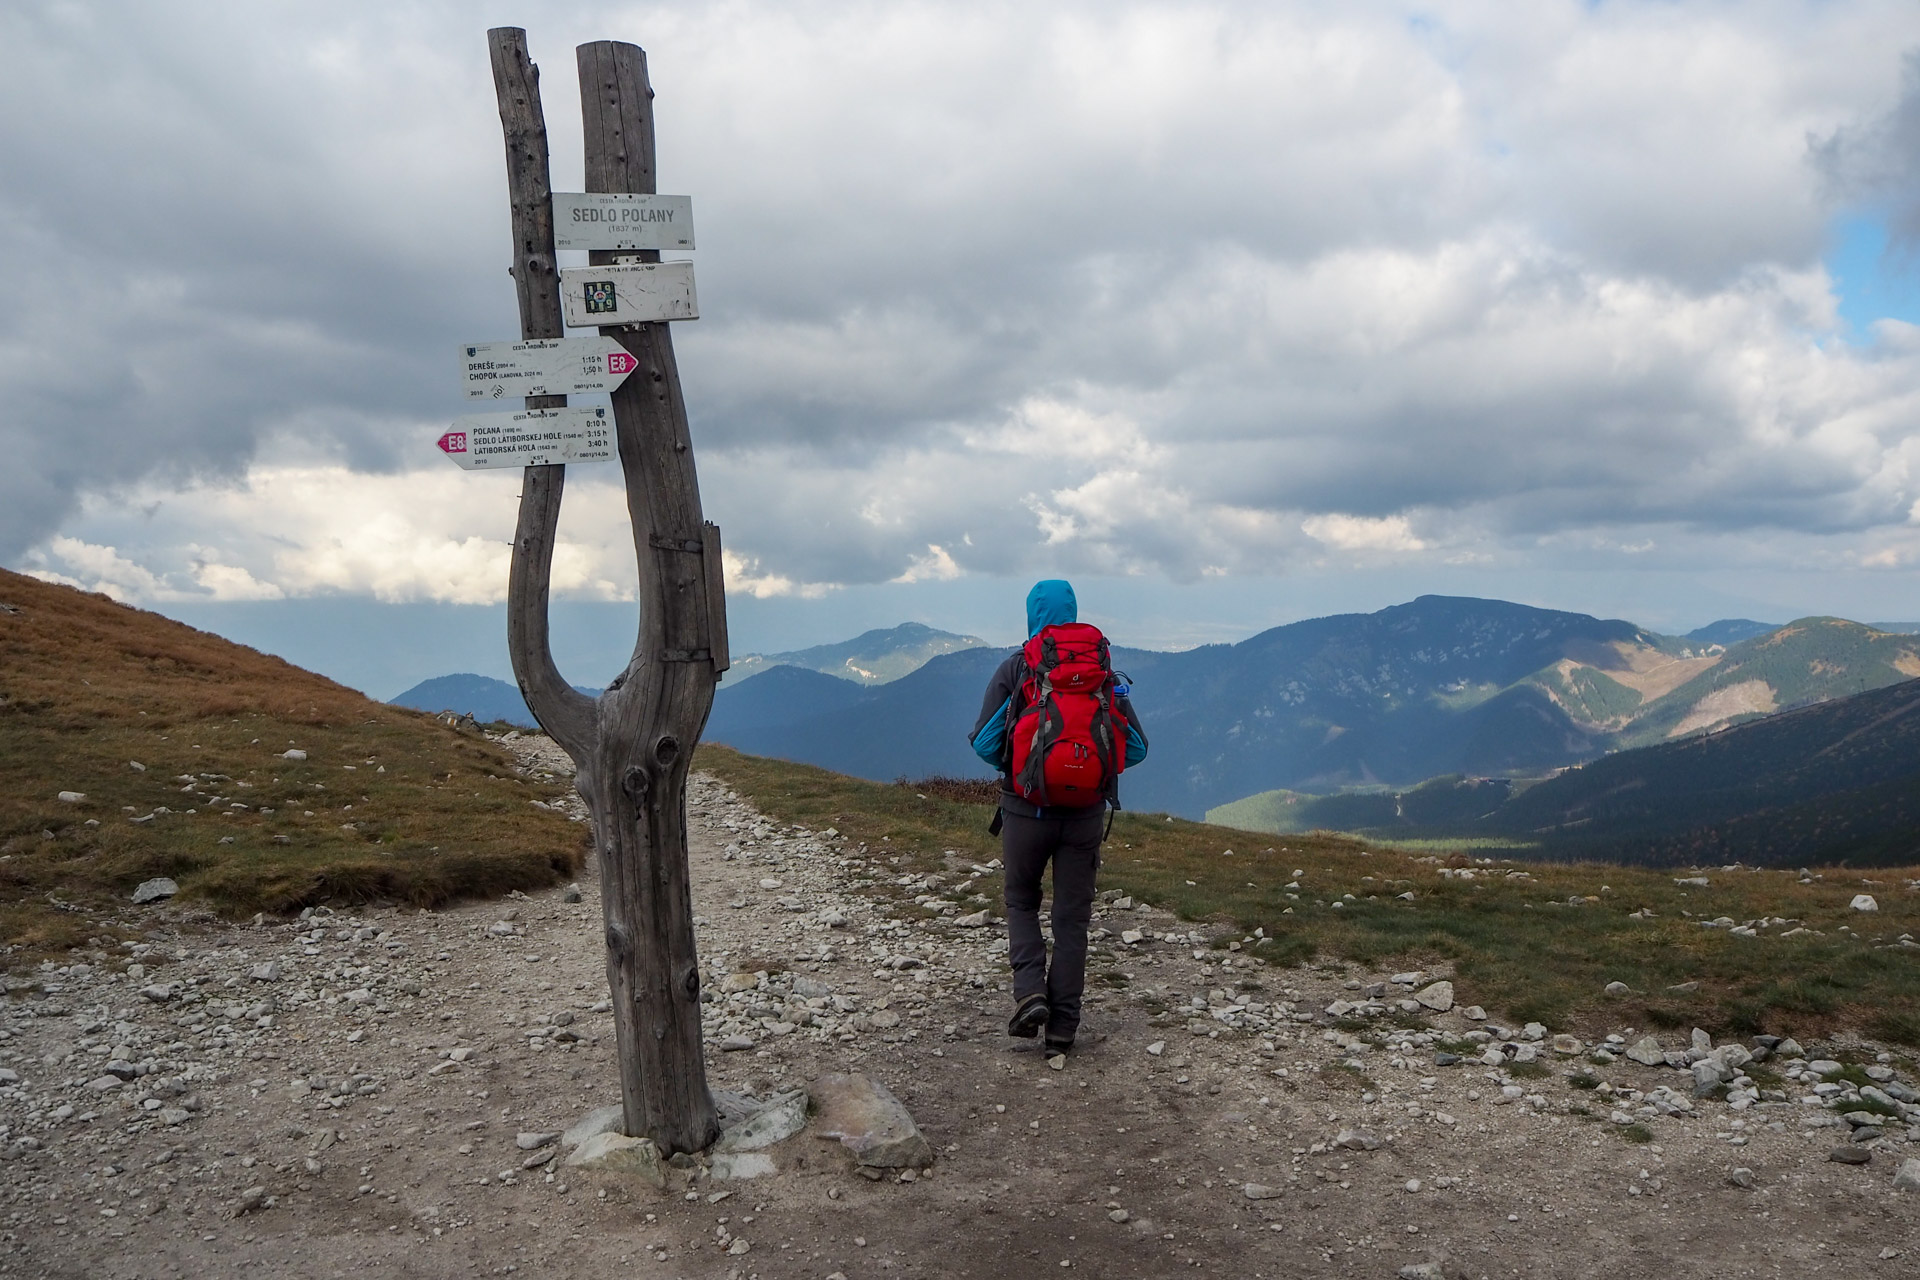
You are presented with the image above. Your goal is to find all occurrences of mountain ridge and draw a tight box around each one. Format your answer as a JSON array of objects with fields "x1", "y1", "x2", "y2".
[
  {"x1": 704, "y1": 595, "x2": 1920, "y2": 816},
  {"x1": 725, "y1": 622, "x2": 987, "y2": 687}
]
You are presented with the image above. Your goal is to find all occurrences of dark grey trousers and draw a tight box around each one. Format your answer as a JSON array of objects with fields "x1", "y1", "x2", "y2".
[{"x1": 1000, "y1": 807, "x2": 1103, "y2": 1043}]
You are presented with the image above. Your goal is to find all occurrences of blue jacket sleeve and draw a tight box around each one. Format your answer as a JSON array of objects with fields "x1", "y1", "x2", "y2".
[
  {"x1": 971, "y1": 696, "x2": 1010, "y2": 768},
  {"x1": 1117, "y1": 694, "x2": 1148, "y2": 767},
  {"x1": 969, "y1": 653, "x2": 1024, "y2": 772}
]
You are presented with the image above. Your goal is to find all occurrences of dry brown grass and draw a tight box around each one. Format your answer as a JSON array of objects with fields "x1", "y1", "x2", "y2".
[{"x1": 0, "y1": 569, "x2": 585, "y2": 966}]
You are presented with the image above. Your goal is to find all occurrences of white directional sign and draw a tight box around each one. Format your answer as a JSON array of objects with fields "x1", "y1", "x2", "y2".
[
  {"x1": 457, "y1": 336, "x2": 639, "y2": 401},
  {"x1": 551, "y1": 193, "x2": 695, "y2": 251},
  {"x1": 559, "y1": 261, "x2": 699, "y2": 328},
  {"x1": 436, "y1": 407, "x2": 614, "y2": 470}
]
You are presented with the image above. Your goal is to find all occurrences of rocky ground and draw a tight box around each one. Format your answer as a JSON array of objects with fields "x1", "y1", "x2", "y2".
[{"x1": 2, "y1": 732, "x2": 1918, "y2": 1279}]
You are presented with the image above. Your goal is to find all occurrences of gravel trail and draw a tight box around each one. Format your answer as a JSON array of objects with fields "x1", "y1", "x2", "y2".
[{"x1": 2, "y1": 733, "x2": 1916, "y2": 1278}]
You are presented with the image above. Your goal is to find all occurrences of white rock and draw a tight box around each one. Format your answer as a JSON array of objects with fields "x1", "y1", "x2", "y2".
[
  {"x1": 1413, "y1": 981, "x2": 1454, "y2": 1012},
  {"x1": 56, "y1": 791, "x2": 86, "y2": 803},
  {"x1": 516, "y1": 1132, "x2": 559, "y2": 1151},
  {"x1": 1851, "y1": 894, "x2": 1879, "y2": 912},
  {"x1": 1625, "y1": 1036, "x2": 1666, "y2": 1066},
  {"x1": 561, "y1": 1104, "x2": 624, "y2": 1149},
  {"x1": 953, "y1": 911, "x2": 990, "y2": 928},
  {"x1": 710, "y1": 1152, "x2": 777, "y2": 1180},
  {"x1": 1333, "y1": 1128, "x2": 1380, "y2": 1151},
  {"x1": 715, "y1": 1091, "x2": 808, "y2": 1152},
  {"x1": 1893, "y1": 1158, "x2": 1920, "y2": 1193},
  {"x1": 131, "y1": 878, "x2": 178, "y2": 905},
  {"x1": 1461, "y1": 1006, "x2": 1486, "y2": 1022},
  {"x1": 1604, "y1": 981, "x2": 1631, "y2": 996},
  {"x1": 1242, "y1": 1183, "x2": 1281, "y2": 1200},
  {"x1": 282, "y1": 749, "x2": 308, "y2": 761},
  {"x1": 1146, "y1": 1041, "x2": 1165, "y2": 1056},
  {"x1": 564, "y1": 1133, "x2": 665, "y2": 1186}
]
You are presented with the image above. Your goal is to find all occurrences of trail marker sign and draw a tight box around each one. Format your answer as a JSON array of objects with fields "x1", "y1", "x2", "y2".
[
  {"x1": 559, "y1": 261, "x2": 698, "y2": 327},
  {"x1": 551, "y1": 192, "x2": 694, "y2": 250},
  {"x1": 458, "y1": 336, "x2": 639, "y2": 400},
  {"x1": 438, "y1": 406, "x2": 614, "y2": 469}
]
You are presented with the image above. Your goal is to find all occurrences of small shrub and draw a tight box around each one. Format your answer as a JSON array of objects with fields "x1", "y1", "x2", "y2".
[{"x1": 895, "y1": 776, "x2": 1001, "y2": 805}]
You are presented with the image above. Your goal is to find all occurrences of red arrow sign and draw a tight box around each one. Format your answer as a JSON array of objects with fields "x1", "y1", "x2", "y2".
[{"x1": 438, "y1": 431, "x2": 468, "y2": 454}]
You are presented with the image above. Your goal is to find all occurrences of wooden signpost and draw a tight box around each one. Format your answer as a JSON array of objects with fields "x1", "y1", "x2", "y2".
[{"x1": 481, "y1": 27, "x2": 727, "y2": 1155}]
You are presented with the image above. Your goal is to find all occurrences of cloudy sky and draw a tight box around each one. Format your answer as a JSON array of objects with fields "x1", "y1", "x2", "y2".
[{"x1": 6, "y1": 0, "x2": 1920, "y2": 695}]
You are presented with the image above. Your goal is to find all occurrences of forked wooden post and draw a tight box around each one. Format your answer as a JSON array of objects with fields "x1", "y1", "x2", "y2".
[{"x1": 488, "y1": 27, "x2": 725, "y2": 1156}]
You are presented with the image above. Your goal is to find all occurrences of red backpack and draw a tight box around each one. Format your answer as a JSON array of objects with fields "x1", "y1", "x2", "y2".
[{"x1": 1008, "y1": 622, "x2": 1130, "y2": 808}]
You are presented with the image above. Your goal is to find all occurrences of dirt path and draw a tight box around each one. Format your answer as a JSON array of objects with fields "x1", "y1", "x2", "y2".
[{"x1": 2, "y1": 734, "x2": 1916, "y2": 1279}]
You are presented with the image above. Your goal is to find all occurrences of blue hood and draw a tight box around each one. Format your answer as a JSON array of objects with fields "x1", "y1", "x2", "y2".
[{"x1": 1026, "y1": 580, "x2": 1078, "y2": 637}]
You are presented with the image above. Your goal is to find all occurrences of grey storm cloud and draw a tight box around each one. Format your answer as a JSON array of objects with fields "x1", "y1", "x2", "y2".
[
  {"x1": 6, "y1": 0, "x2": 1920, "y2": 598},
  {"x1": 1817, "y1": 47, "x2": 1920, "y2": 247}
]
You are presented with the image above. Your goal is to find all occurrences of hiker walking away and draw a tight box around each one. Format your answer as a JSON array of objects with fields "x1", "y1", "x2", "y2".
[{"x1": 968, "y1": 580, "x2": 1147, "y2": 1056}]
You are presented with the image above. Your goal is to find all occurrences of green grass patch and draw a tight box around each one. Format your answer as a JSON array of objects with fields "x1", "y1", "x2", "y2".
[
  {"x1": 1318, "y1": 1062, "x2": 1375, "y2": 1091},
  {"x1": 697, "y1": 745, "x2": 1920, "y2": 1048},
  {"x1": 1509, "y1": 1060, "x2": 1551, "y2": 1081},
  {"x1": 1620, "y1": 1124, "x2": 1654, "y2": 1144}
]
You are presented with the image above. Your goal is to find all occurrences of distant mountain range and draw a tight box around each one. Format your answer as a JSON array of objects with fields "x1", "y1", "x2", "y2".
[
  {"x1": 1683, "y1": 619, "x2": 1777, "y2": 646},
  {"x1": 724, "y1": 623, "x2": 985, "y2": 686},
  {"x1": 700, "y1": 596, "x2": 1920, "y2": 818},
  {"x1": 1213, "y1": 675, "x2": 1920, "y2": 868},
  {"x1": 390, "y1": 673, "x2": 604, "y2": 726},
  {"x1": 388, "y1": 622, "x2": 984, "y2": 727}
]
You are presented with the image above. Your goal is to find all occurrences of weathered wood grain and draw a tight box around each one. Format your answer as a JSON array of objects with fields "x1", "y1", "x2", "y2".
[
  {"x1": 576, "y1": 37, "x2": 721, "y2": 1155},
  {"x1": 488, "y1": 28, "x2": 596, "y2": 762}
]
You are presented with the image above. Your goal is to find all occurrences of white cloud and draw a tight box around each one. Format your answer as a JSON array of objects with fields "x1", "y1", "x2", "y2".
[
  {"x1": 891, "y1": 544, "x2": 962, "y2": 584},
  {"x1": 5, "y1": 0, "x2": 1920, "y2": 617},
  {"x1": 190, "y1": 560, "x2": 284, "y2": 601},
  {"x1": 721, "y1": 549, "x2": 836, "y2": 600},
  {"x1": 1301, "y1": 514, "x2": 1428, "y2": 555}
]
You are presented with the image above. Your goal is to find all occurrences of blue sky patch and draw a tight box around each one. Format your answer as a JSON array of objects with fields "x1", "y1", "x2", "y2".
[{"x1": 1827, "y1": 214, "x2": 1920, "y2": 336}]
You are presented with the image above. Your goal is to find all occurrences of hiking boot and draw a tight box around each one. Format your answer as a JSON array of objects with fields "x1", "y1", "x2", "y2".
[
  {"x1": 1008, "y1": 994, "x2": 1049, "y2": 1039},
  {"x1": 1044, "y1": 1035, "x2": 1074, "y2": 1056}
]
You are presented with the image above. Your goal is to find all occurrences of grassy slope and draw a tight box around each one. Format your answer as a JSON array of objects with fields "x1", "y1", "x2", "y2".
[
  {"x1": 1617, "y1": 618, "x2": 1920, "y2": 746},
  {"x1": 698, "y1": 744, "x2": 1920, "y2": 1048},
  {"x1": 0, "y1": 570, "x2": 584, "y2": 960},
  {"x1": 1205, "y1": 788, "x2": 1317, "y2": 832}
]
